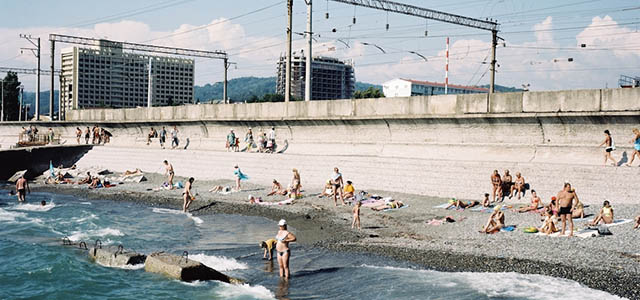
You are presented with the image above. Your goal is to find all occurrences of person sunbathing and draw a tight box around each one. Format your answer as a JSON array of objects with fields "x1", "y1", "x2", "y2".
[
  {"x1": 77, "y1": 172, "x2": 92, "y2": 184},
  {"x1": 89, "y1": 177, "x2": 102, "y2": 189},
  {"x1": 55, "y1": 173, "x2": 73, "y2": 184},
  {"x1": 371, "y1": 199, "x2": 404, "y2": 211},
  {"x1": 209, "y1": 185, "x2": 231, "y2": 193},
  {"x1": 343, "y1": 181, "x2": 355, "y2": 200},
  {"x1": 589, "y1": 200, "x2": 614, "y2": 226},
  {"x1": 634, "y1": 215, "x2": 640, "y2": 229},
  {"x1": 123, "y1": 168, "x2": 143, "y2": 176},
  {"x1": 318, "y1": 180, "x2": 334, "y2": 198},
  {"x1": 267, "y1": 180, "x2": 287, "y2": 196},
  {"x1": 538, "y1": 206, "x2": 558, "y2": 235},
  {"x1": 445, "y1": 198, "x2": 479, "y2": 210},
  {"x1": 517, "y1": 190, "x2": 542, "y2": 213},
  {"x1": 248, "y1": 194, "x2": 263, "y2": 204},
  {"x1": 481, "y1": 206, "x2": 505, "y2": 233},
  {"x1": 572, "y1": 198, "x2": 585, "y2": 219}
]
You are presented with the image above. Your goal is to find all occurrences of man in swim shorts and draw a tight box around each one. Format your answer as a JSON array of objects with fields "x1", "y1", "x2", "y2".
[
  {"x1": 15, "y1": 175, "x2": 30, "y2": 202},
  {"x1": 556, "y1": 183, "x2": 577, "y2": 237}
]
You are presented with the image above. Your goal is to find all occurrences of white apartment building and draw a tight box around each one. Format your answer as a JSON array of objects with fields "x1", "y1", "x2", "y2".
[
  {"x1": 383, "y1": 78, "x2": 488, "y2": 97},
  {"x1": 60, "y1": 40, "x2": 194, "y2": 111}
]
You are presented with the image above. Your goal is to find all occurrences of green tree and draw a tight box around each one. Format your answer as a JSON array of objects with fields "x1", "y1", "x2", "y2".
[
  {"x1": 353, "y1": 87, "x2": 384, "y2": 99},
  {"x1": 1, "y1": 72, "x2": 21, "y2": 121}
]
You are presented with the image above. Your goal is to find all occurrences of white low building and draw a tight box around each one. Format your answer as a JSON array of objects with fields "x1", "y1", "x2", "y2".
[{"x1": 382, "y1": 78, "x2": 488, "y2": 97}]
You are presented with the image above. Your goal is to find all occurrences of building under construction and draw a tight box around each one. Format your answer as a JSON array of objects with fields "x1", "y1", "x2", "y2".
[
  {"x1": 60, "y1": 40, "x2": 194, "y2": 111},
  {"x1": 276, "y1": 54, "x2": 355, "y2": 100}
]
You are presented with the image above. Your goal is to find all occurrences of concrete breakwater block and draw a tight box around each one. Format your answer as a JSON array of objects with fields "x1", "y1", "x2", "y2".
[
  {"x1": 88, "y1": 246, "x2": 147, "y2": 268},
  {"x1": 144, "y1": 252, "x2": 242, "y2": 283}
]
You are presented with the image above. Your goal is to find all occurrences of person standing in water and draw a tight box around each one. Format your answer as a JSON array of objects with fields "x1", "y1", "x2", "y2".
[
  {"x1": 15, "y1": 175, "x2": 30, "y2": 202},
  {"x1": 182, "y1": 177, "x2": 195, "y2": 212},
  {"x1": 599, "y1": 129, "x2": 617, "y2": 166},
  {"x1": 275, "y1": 219, "x2": 296, "y2": 279},
  {"x1": 164, "y1": 160, "x2": 174, "y2": 188}
]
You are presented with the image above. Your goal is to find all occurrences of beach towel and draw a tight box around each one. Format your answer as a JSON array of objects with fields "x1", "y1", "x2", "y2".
[
  {"x1": 604, "y1": 219, "x2": 633, "y2": 227},
  {"x1": 433, "y1": 203, "x2": 450, "y2": 209},
  {"x1": 500, "y1": 225, "x2": 516, "y2": 232},
  {"x1": 256, "y1": 199, "x2": 293, "y2": 206},
  {"x1": 361, "y1": 199, "x2": 384, "y2": 207}
]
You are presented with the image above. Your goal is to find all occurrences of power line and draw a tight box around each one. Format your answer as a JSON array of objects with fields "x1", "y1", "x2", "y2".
[{"x1": 66, "y1": 0, "x2": 194, "y2": 28}]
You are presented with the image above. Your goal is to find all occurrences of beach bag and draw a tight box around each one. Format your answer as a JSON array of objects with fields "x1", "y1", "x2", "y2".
[{"x1": 597, "y1": 225, "x2": 612, "y2": 235}]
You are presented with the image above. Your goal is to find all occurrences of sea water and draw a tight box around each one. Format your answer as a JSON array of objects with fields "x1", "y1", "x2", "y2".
[{"x1": 0, "y1": 190, "x2": 627, "y2": 300}]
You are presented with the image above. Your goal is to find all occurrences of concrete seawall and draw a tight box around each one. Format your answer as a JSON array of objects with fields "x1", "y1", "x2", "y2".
[
  {"x1": 0, "y1": 145, "x2": 93, "y2": 180},
  {"x1": 1, "y1": 87, "x2": 638, "y2": 203}
]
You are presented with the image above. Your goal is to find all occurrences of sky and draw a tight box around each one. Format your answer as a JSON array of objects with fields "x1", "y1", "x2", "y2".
[{"x1": 0, "y1": 0, "x2": 639, "y2": 92}]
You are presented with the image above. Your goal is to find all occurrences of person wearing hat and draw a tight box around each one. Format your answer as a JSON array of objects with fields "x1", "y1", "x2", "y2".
[
  {"x1": 481, "y1": 205, "x2": 505, "y2": 234},
  {"x1": 275, "y1": 219, "x2": 296, "y2": 279}
]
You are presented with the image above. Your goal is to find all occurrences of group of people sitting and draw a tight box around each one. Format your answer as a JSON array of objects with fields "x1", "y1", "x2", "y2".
[
  {"x1": 266, "y1": 169, "x2": 303, "y2": 199},
  {"x1": 490, "y1": 169, "x2": 527, "y2": 202}
]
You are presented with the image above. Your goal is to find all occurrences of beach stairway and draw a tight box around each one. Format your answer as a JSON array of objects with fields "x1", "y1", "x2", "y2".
[
  {"x1": 88, "y1": 245, "x2": 146, "y2": 268},
  {"x1": 74, "y1": 145, "x2": 639, "y2": 205}
]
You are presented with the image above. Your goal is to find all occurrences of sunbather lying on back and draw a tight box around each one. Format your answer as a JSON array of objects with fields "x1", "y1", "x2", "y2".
[
  {"x1": 445, "y1": 198, "x2": 479, "y2": 210},
  {"x1": 209, "y1": 185, "x2": 231, "y2": 193},
  {"x1": 371, "y1": 199, "x2": 404, "y2": 211}
]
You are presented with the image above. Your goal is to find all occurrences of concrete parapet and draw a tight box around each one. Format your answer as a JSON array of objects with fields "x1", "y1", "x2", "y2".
[
  {"x1": 89, "y1": 245, "x2": 146, "y2": 268},
  {"x1": 602, "y1": 88, "x2": 640, "y2": 111},
  {"x1": 490, "y1": 92, "x2": 523, "y2": 113},
  {"x1": 456, "y1": 93, "x2": 487, "y2": 114},
  {"x1": 144, "y1": 252, "x2": 241, "y2": 283}
]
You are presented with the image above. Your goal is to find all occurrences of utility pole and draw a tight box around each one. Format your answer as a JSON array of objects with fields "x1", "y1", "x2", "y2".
[
  {"x1": 19, "y1": 34, "x2": 40, "y2": 120},
  {"x1": 285, "y1": 0, "x2": 293, "y2": 102},
  {"x1": 223, "y1": 57, "x2": 228, "y2": 104},
  {"x1": 147, "y1": 57, "x2": 153, "y2": 107},
  {"x1": 304, "y1": 0, "x2": 312, "y2": 101},
  {"x1": 50, "y1": 40, "x2": 55, "y2": 120},
  {"x1": 445, "y1": 37, "x2": 449, "y2": 95},
  {"x1": 58, "y1": 75, "x2": 63, "y2": 121},
  {"x1": 19, "y1": 85, "x2": 23, "y2": 121},
  {"x1": 489, "y1": 30, "x2": 497, "y2": 94}
]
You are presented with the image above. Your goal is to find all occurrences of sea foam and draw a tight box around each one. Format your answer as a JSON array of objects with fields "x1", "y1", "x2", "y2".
[
  {"x1": 68, "y1": 227, "x2": 124, "y2": 242},
  {"x1": 215, "y1": 282, "x2": 275, "y2": 300},
  {"x1": 189, "y1": 253, "x2": 248, "y2": 272}
]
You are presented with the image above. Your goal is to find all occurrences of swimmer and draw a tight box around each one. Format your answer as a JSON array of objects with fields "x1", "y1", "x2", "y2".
[
  {"x1": 15, "y1": 175, "x2": 30, "y2": 202},
  {"x1": 41, "y1": 200, "x2": 46, "y2": 206},
  {"x1": 275, "y1": 219, "x2": 296, "y2": 279},
  {"x1": 182, "y1": 177, "x2": 195, "y2": 212},
  {"x1": 571, "y1": 195, "x2": 585, "y2": 219},
  {"x1": 164, "y1": 160, "x2": 174, "y2": 189},
  {"x1": 260, "y1": 238, "x2": 277, "y2": 260}
]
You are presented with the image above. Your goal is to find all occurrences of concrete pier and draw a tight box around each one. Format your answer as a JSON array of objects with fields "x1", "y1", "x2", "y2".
[
  {"x1": 144, "y1": 252, "x2": 242, "y2": 283},
  {"x1": 88, "y1": 245, "x2": 146, "y2": 268}
]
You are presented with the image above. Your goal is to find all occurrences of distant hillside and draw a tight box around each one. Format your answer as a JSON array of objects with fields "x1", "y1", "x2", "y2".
[
  {"x1": 22, "y1": 91, "x2": 59, "y2": 117},
  {"x1": 194, "y1": 77, "x2": 383, "y2": 103},
  {"x1": 478, "y1": 84, "x2": 523, "y2": 93}
]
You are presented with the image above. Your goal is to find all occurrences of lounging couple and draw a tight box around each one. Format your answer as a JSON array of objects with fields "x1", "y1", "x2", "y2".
[{"x1": 267, "y1": 169, "x2": 302, "y2": 198}]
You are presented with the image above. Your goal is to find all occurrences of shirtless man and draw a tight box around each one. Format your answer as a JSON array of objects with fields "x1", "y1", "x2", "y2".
[
  {"x1": 501, "y1": 170, "x2": 513, "y2": 200},
  {"x1": 517, "y1": 190, "x2": 542, "y2": 213},
  {"x1": 164, "y1": 160, "x2": 175, "y2": 189},
  {"x1": 510, "y1": 172, "x2": 526, "y2": 200},
  {"x1": 556, "y1": 183, "x2": 578, "y2": 237},
  {"x1": 15, "y1": 176, "x2": 30, "y2": 202},
  {"x1": 182, "y1": 177, "x2": 195, "y2": 212},
  {"x1": 490, "y1": 170, "x2": 502, "y2": 203},
  {"x1": 267, "y1": 180, "x2": 287, "y2": 196}
]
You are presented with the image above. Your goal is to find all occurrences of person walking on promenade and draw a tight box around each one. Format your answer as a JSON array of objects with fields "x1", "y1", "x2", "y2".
[
  {"x1": 491, "y1": 170, "x2": 502, "y2": 203},
  {"x1": 268, "y1": 127, "x2": 276, "y2": 152},
  {"x1": 556, "y1": 183, "x2": 578, "y2": 237},
  {"x1": 182, "y1": 177, "x2": 195, "y2": 212},
  {"x1": 226, "y1": 129, "x2": 236, "y2": 152},
  {"x1": 84, "y1": 127, "x2": 90, "y2": 144},
  {"x1": 626, "y1": 128, "x2": 640, "y2": 166},
  {"x1": 599, "y1": 129, "x2": 617, "y2": 166},
  {"x1": 146, "y1": 127, "x2": 156, "y2": 145},
  {"x1": 171, "y1": 126, "x2": 179, "y2": 149},
  {"x1": 76, "y1": 127, "x2": 82, "y2": 144},
  {"x1": 15, "y1": 175, "x2": 30, "y2": 202},
  {"x1": 234, "y1": 165, "x2": 249, "y2": 191},
  {"x1": 331, "y1": 167, "x2": 345, "y2": 206},
  {"x1": 245, "y1": 128, "x2": 254, "y2": 152},
  {"x1": 159, "y1": 126, "x2": 167, "y2": 149},
  {"x1": 164, "y1": 160, "x2": 175, "y2": 188},
  {"x1": 275, "y1": 219, "x2": 296, "y2": 279}
]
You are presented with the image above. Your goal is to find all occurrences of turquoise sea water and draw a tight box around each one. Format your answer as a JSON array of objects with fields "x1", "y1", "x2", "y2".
[{"x1": 0, "y1": 190, "x2": 627, "y2": 300}]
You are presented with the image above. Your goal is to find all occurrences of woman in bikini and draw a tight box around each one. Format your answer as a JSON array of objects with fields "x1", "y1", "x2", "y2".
[
  {"x1": 491, "y1": 170, "x2": 502, "y2": 203},
  {"x1": 275, "y1": 219, "x2": 296, "y2": 279},
  {"x1": 517, "y1": 190, "x2": 542, "y2": 213},
  {"x1": 599, "y1": 129, "x2": 617, "y2": 166},
  {"x1": 626, "y1": 128, "x2": 640, "y2": 167},
  {"x1": 589, "y1": 200, "x2": 614, "y2": 225}
]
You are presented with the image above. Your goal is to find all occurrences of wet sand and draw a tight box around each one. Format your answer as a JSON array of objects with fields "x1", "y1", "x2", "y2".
[{"x1": 26, "y1": 172, "x2": 640, "y2": 299}]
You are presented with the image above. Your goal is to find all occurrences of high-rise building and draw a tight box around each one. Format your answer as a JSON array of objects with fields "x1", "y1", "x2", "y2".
[
  {"x1": 382, "y1": 78, "x2": 488, "y2": 97},
  {"x1": 276, "y1": 54, "x2": 355, "y2": 100},
  {"x1": 60, "y1": 40, "x2": 194, "y2": 111}
]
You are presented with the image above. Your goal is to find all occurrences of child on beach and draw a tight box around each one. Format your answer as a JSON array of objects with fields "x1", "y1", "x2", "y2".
[
  {"x1": 539, "y1": 205, "x2": 558, "y2": 235},
  {"x1": 352, "y1": 201, "x2": 361, "y2": 230},
  {"x1": 260, "y1": 238, "x2": 277, "y2": 260},
  {"x1": 589, "y1": 200, "x2": 614, "y2": 226},
  {"x1": 164, "y1": 160, "x2": 174, "y2": 189},
  {"x1": 482, "y1": 193, "x2": 490, "y2": 207}
]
